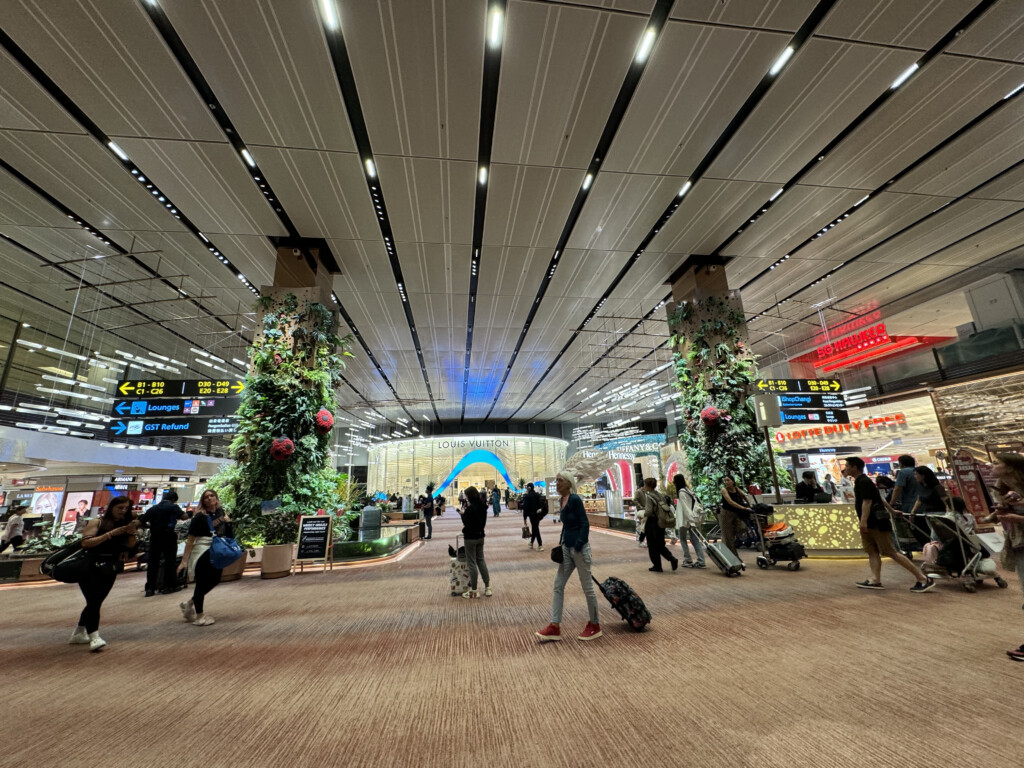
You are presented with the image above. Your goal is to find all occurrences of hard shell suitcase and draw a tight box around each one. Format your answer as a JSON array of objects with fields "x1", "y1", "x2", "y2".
[
  {"x1": 695, "y1": 528, "x2": 743, "y2": 576},
  {"x1": 448, "y1": 535, "x2": 470, "y2": 596},
  {"x1": 594, "y1": 575, "x2": 651, "y2": 631}
]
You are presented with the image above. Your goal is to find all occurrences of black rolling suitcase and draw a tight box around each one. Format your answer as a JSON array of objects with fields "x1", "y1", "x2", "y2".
[{"x1": 593, "y1": 576, "x2": 651, "y2": 631}]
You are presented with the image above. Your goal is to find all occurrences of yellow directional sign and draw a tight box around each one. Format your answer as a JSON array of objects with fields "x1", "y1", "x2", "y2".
[
  {"x1": 755, "y1": 378, "x2": 841, "y2": 393},
  {"x1": 115, "y1": 379, "x2": 245, "y2": 398}
]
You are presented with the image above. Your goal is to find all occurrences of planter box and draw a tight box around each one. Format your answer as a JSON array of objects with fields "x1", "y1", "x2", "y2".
[
  {"x1": 220, "y1": 554, "x2": 247, "y2": 582},
  {"x1": 260, "y1": 544, "x2": 293, "y2": 579},
  {"x1": 16, "y1": 557, "x2": 48, "y2": 583}
]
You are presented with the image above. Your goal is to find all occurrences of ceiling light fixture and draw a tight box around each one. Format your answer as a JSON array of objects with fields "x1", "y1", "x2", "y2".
[
  {"x1": 319, "y1": 0, "x2": 339, "y2": 29},
  {"x1": 677, "y1": 181, "x2": 692, "y2": 198},
  {"x1": 488, "y1": 7, "x2": 503, "y2": 49},
  {"x1": 582, "y1": 173, "x2": 593, "y2": 191},
  {"x1": 478, "y1": 166, "x2": 487, "y2": 185},
  {"x1": 769, "y1": 188, "x2": 784, "y2": 202},
  {"x1": 107, "y1": 141, "x2": 129, "y2": 161},
  {"x1": 1004, "y1": 82, "x2": 1024, "y2": 100},
  {"x1": 365, "y1": 158, "x2": 376, "y2": 178},
  {"x1": 769, "y1": 46, "x2": 794, "y2": 76},
  {"x1": 890, "y1": 62, "x2": 919, "y2": 89},
  {"x1": 240, "y1": 148, "x2": 256, "y2": 167},
  {"x1": 634, "y1": 28, "x2": 656, "y2": 64}
]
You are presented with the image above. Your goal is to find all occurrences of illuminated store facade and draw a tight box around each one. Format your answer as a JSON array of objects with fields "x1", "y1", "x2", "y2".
[{"x1": 367, "y1": 435, "x2": 568, "y2": 497}]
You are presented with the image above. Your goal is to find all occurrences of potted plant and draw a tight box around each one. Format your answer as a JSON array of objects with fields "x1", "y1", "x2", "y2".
[{"x1": 260, "y1": 511, "x2": 298, "y2": 579}]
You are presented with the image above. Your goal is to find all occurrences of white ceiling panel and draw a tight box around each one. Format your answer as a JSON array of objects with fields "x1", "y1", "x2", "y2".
[
  {"x1": 376, "y1": 157, "x2": 475, "y2": 246},
  {"x1": 338, "y1": 0, "x2": 483, "y2": 161},
  {"x1": 671, "y1": 0, "x2": 820, "y2": 31},
  {"x1": 803, "y1": 56, "x2": 1024, "y2": 189},
  {"x1": 253, "y1": 147, "x2": 379, "y2": 240},
  {"x1": 0, "y1": 49, "x2": 83, "y2": 133},
  {"x1": 163, "y1": 0, "x2": 357, "y2": 152},
  {"x1": 818, "y1": 0, "x2": 977, "y2": 49},
  {"x1": 947, "y1": 0, "x2": 1024, "y2": 62},
  {"x1": 971, "y1": 162, "x2": 1024, "y2": 204},
  {"x1": 604, "y1": 25, "x2": 788, "y2": 175},
  {"x1": 482, "y1": 165, "x2": 581, "y2": 248},
  {"x1": 2, "y1": 0, "x2": 222, "y2": 141},
  {"x1": 705, "y1": 39, "x2": 918, "y2": 183},
  {"x1": 115, "y1": 138, "x2": 288, "y2": 238},
  {"x1": 567, "y1": 172, "x2": 680, "y2": 251},
  {"x1": 492, "y1": 1, "x2": 646, "y2": 168}
]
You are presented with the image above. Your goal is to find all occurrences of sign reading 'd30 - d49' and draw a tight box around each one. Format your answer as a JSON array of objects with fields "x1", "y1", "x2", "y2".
[{"x1": 116, "y1": 379, "x2": 245, "y2": 398}]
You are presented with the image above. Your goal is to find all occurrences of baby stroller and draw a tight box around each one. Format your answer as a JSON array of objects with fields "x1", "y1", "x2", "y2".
[
  {"x1": 752, "y1": 503, "x2": 806, "y2": 571},
  {"x1": 920, "y1": 513, "x2": 1008, "y2": 593}
]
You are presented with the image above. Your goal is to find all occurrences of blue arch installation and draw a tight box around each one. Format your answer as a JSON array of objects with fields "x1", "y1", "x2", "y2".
[{"x1": 433, "y1": 449, "x2": 516, "y2": 497}]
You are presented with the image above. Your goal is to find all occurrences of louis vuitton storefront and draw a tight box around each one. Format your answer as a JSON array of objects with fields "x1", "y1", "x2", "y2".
[{"x1": 367, "y1": 435, "x2": 568, "y2": 497}]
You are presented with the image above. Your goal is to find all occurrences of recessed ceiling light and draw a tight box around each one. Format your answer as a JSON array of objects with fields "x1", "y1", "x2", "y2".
[
  {"x1": 890, "y1": 62, "x2": 919, "y2": 89},
  {"x1": 107, "y1": 141, "x2": 129, "y2": 161},
  {"x1": 240, "y1": 148, "x2": 256, "y2": 167},
  {"x1": 488, "y1": 7, "x2": 502, "y2": 49},
  {"x1": 365, "y1": 158, "x2": 376, "y2": 178},
  {"x1": 769, "y1": 46, "x2": 794, "y2": 76},
  {"x1": 478, "y1": 166, "x2": 487, "y2": 185},
  {"x1": 634, "y1": 27, "x2": 656, "y2": 64},
  {"x1": 582, "y1": 173, "x2": 593, "y2": 191},
  {"x1": 677, "y1": 181, "x2": 692, "y2": 197}
]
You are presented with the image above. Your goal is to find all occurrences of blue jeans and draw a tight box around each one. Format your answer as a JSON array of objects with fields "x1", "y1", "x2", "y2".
[
  {"x1": 678, "y1": 526, "x2": 705, "y2": 565},
  {"x1": 551, "y1": 543, "x2": 599, "y2": 624}
]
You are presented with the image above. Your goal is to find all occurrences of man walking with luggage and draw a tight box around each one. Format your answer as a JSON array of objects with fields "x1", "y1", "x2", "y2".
[
  {"x1": 845, "y1": 457, "x2": 934, "y2": 593},
  {"x1": 641, "y1": 478, "x2": 678, "y2": 572},
  {"x1": 141, "y1": 490, "x2": 185, "y2": 596}
]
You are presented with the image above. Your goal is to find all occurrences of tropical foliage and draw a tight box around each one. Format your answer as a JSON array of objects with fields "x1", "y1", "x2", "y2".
[
  {"x1": 216, "y1": 292, "x2": 357, "y2": 547},
  {"x1": 668, "y1": 294, "x2": 788, "y2": 508}
]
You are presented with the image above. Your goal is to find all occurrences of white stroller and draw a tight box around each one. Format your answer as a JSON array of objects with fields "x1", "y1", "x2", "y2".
[{"x1": 921, "y1": 513, "x2": 1008, "y2": 593}]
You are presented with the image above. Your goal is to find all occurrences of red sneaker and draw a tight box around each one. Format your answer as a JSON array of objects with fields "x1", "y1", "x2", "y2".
[
  {"x1": 535, "y1": 623, "x2": 562, "y2": 642},
  {"x1": 577, "y1": 622, "x2": 603, "y2": 641}
]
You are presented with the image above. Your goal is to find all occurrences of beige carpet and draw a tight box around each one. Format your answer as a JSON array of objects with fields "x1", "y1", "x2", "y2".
[{"x1": 2, "y1": 510, "x2": 1021, "y2": 768}]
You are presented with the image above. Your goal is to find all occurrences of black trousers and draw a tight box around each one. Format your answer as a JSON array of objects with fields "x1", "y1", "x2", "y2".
[
  {"x1": 424, "y1": 514, "x2": 432, "y2": 539},
  {"x1": 78, "y1": 568, "x2": 117, "y2": 633},
  {"x1": 192, "y1": 551, "x2": 222, "y2": 614},
  {"x1": 145, "y1": 533, "x2": 178, "y2": 592},
  {"x1": 645, "y1": 520, "x2": 675, "y2": 570},
  {"x1": 529, "y1": 516, "x2": 543, "y2": 547},
  {"x1": 0, "y1": 536, "x2": 24, "y2": 553}
]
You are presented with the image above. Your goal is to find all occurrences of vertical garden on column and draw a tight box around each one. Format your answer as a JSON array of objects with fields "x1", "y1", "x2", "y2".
[
  {"x1": 667, "y1": 295, "x2": 787, "y2": 507},
  {"x1": 213, "y1": 292, "x2": 355, "y2": 547}
]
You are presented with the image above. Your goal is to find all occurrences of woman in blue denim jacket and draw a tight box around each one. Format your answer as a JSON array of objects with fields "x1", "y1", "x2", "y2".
[{"x1": 536, "y1": 472, "x2": 602, "y2": 642}]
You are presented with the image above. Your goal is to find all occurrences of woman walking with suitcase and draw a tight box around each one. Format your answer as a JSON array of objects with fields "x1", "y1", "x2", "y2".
[
  {"x1": 673, "y1": 474, "x2": 706, "y2": 568},
  {"x1": 720, "y1": 475, "x2": 753, "y2": 560},
  {"x1": 536, "y1": 473, "x2": 602, "y2": 642},
  {"x1": 70, "y1": 496, "x2": 137, "y2": 651}
]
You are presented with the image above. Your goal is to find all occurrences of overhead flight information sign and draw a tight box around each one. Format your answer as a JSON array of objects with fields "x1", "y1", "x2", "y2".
[
  {"x1": 116, "y1": 379, "x2": 245, "y2": 397},
  {"x1": 111, "y1": 397, "x2": 240, "y2": 418},
  {"x1": 108, "y1": 417, "x2": 240, "y2": 438},
  {"x1": 755, "y1": 378, "x2": 841, "y2": 393}
]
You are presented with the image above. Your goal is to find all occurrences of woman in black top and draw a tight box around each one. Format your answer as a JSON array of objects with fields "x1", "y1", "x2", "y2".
[
  {"x1": 72, "y1": 496, "x2": 137, "y2": 652},
  {"x1": 719, "y1": 475, "x2": 753, "y2": 559},
  {"x1": 177, "y1": 489, "x2": 232, "y2": 626},
  {"x1": 458, "y1": 487, "x2": 490, "y2": 598}
]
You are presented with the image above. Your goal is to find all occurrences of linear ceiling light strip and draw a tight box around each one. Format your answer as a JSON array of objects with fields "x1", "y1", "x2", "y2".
[
  {"x1": 495, "y1": 0, "x2": 835, "y2": 421},
  {"x1": 532, "y1": 293, "x2": 670, "y2": 422},
  {"x1": 0, "y1": 27, "x2": 261, "y2": 300},
  {"x1": 461, "y1": 0, "x2": 507, "y2": 422},
  {"x1": 137, "y1": 0, "x2": 406, "y2": 423},
  {"x1": 478, "y1": 0, "x2": 676, "y2": 421},
  {"x1": 726, "y1": 0, "x2": 1002, "y2": 290},
  {"x1": 317, "y1": 1, "x2": 439, "y2": 423}
]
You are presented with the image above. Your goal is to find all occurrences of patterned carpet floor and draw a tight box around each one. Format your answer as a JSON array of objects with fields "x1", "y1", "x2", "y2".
[{"x1": 2, "y1": 509, "x2": 1022, "y2": 767}]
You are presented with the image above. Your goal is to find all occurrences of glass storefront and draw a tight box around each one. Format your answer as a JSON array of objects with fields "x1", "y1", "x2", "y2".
[{"x1": 367, "y1": 435, "x2": 568, "y2": 497}]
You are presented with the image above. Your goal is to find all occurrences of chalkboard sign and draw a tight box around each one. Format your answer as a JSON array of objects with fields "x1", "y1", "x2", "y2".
[{"x1": 295, "y1": 515, "x2": 331, "y2": 562}]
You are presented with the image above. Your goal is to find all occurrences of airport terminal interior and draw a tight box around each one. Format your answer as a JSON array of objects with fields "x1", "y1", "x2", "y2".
[{"x1": 2, "y1": 1, "x2": 1024, "y2": 765}]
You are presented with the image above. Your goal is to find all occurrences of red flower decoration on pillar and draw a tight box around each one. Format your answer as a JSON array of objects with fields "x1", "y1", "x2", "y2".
[
  {"x1": 315, "y1": 408, "x2": 334, "y2": 434},
  {"x1": 270, "y1": 437, "x2": 295, "y2": 461}
]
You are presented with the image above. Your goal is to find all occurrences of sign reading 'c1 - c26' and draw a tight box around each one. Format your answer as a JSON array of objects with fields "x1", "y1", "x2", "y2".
[{"x1": 116, "y1": 379, "x2": 245, "y2": 397}]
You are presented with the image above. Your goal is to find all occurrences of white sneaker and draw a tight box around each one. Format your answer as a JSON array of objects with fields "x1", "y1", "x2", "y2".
[
  {"x1": 180, "y1": 601, "x2": 197, "y2": 622},
  {"x1": 537, "y1": 546, "x2": 544, "y2": 552},
  {"x1": 484, "y1": 586, "x2": 493, "y2": 597},
  {"x1": 88, "y1": 633, "x2": 107, "y2": 652},
  {"x1": 69, "y1": 627, "x2": 89, "y2": 645}
]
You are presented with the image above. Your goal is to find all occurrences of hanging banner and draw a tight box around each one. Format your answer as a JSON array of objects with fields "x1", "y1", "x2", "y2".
[{"x1": 951, "y1": 449, "x2": 990, "y2": 516}]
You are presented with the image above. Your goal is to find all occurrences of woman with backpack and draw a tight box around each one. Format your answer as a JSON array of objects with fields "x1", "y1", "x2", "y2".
[
  {"x1": 177, "y1": 489, "x2": 232, "y2": 626},
  {"x1": 673, "y1": 474, "x2": 706, "y2": 568},
  {"x1": 641, "y1": 477, "x2": 678, "y2": 572},
  {"x1": 71, "y1": 496, "x2": 137, "y2": 651}
]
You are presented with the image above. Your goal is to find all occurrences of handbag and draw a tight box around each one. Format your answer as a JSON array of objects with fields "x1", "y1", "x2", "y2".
[
  {"x1": 521, "y1": 525, "x2": 530, "y2": 539},
  {"x1": 551, "y1": 530, "x2": 564, "y2": 564},
  {"x1": 50, "y1": 547, "x2": 91, "y2": 583},
  {"x1": 206, "y1": 516, "x2": 244, "y2": 570}
]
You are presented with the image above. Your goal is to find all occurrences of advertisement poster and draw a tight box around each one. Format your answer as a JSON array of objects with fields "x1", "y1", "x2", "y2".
[
  {"x1": 58, "y1": 492, "x2": 94, "y2": 535},
  {"x1": 951, "y1": 449, "x2": 990, "y2": 517},
  {"x1": 30, "y1": 490, "x2": 63, "y2": 520}
]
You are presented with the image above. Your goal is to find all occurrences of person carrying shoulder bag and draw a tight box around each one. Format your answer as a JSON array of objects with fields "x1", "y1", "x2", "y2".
[
  {"x1": 642, "y1": 478, "x2": 678, "y2": 573},
  {"x1": 673, "y1": 473, "x2": 706, "y2": 568}
]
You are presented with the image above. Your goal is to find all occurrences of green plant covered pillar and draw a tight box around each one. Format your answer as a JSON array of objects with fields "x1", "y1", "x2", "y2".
[
  {"x1": 207, "y1": 247, "x2": 357, "y2": 549},
  {"x1": 666, "y1": 262, "x2": 786, "y2": 507}
]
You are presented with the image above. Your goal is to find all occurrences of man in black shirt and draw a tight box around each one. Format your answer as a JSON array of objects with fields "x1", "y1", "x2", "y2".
[
  {"x1": 794, "y1": 471, "x2": 820, "y2": 503},
  {"x1": 141, "y1": 490, "x2": 185, "y2": 596},
  {"x1": 845, "y1": 457, "x2": 933, "y2": 593}
]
